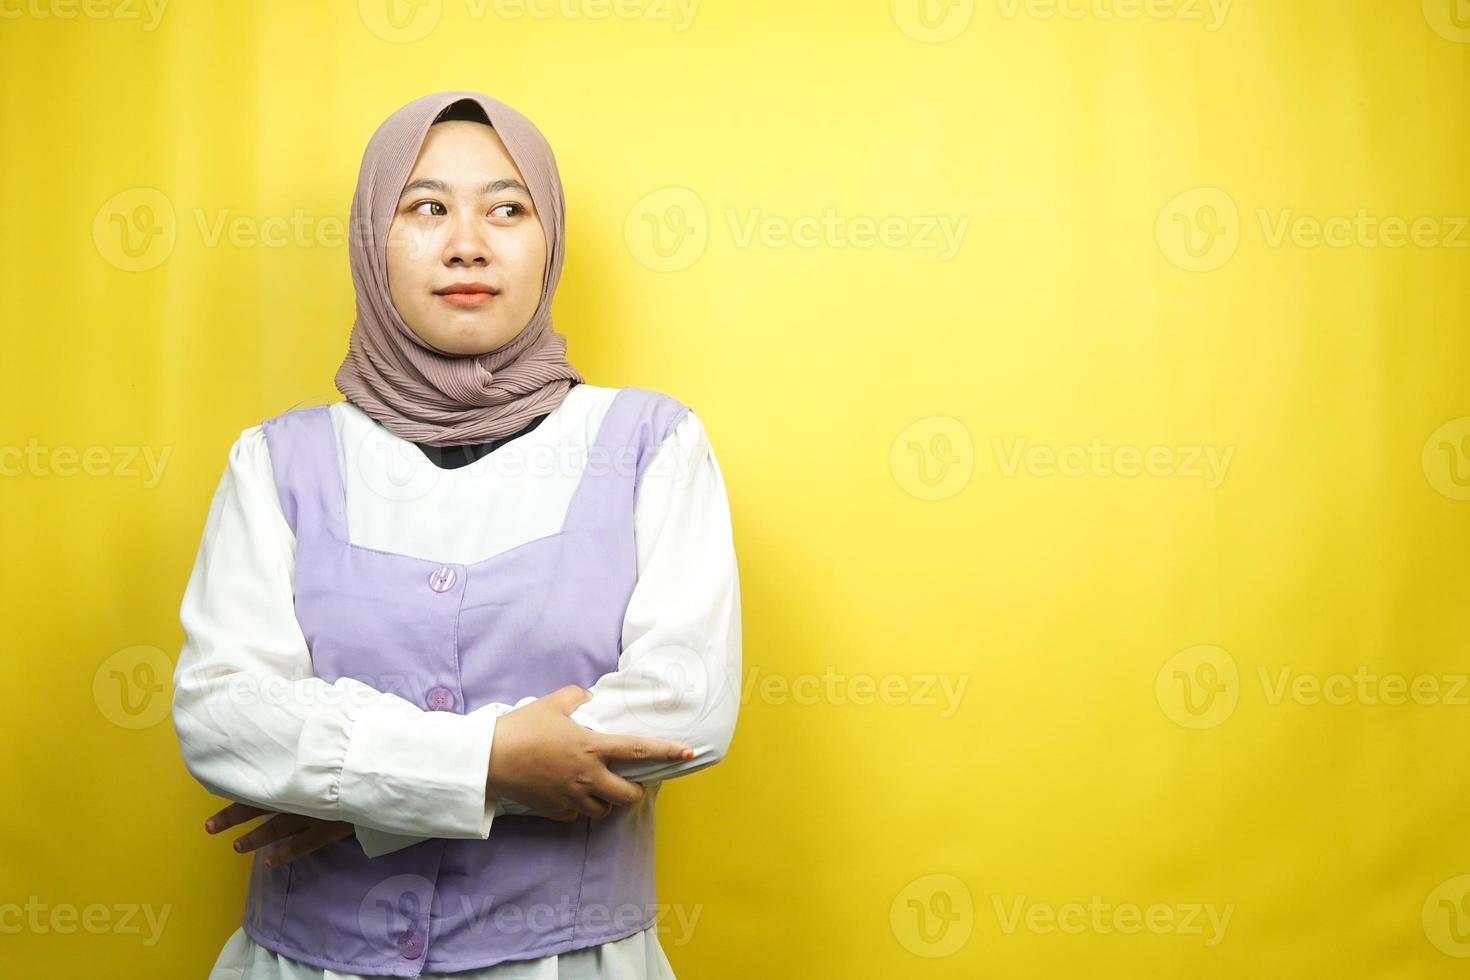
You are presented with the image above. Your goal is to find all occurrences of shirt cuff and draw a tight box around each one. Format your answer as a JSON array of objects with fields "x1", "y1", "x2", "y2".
[
  {"x1": 339, "y1": 700, "x2": 497, "y2": 839},
  {"x1": 355, "y1": 826, "x2": 428, "y2": 859}
]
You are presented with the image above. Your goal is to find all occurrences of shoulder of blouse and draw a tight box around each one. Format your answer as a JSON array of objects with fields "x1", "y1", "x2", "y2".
[
  {"x1": 214, "y1": 422, "x2": 290, "y2": 536},
  {"x1": 220, "y1": 391, "x2": 717, "y2": 519}
]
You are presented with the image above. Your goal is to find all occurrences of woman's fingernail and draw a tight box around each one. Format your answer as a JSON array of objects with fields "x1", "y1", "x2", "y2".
[
  {"x1": 682, "y1": 748, "x2": 693, "y2": 759},
  {"x1": 204, "y1": 820, "x2": 214, "y2": 832},
  {"x1": 233, "y1": 841, "x2": 243, "y2": 852}
]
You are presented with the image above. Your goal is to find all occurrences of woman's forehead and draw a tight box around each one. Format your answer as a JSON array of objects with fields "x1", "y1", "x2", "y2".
[{"x1": 402, "y1": 124, "x2": 529, "y2": 189}]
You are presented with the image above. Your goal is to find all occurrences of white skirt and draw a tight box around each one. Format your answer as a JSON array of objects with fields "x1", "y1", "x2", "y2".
[{"x1": 207, "y1": 925, "x2": 678, "y2": 980}]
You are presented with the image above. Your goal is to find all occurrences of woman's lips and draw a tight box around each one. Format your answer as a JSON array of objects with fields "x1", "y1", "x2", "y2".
[{"x1": 438, "y1": 292, "x2": 496, "y2": 307}]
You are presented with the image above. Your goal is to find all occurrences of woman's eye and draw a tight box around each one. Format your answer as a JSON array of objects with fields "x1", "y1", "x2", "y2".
[{"x1": 408, "y1": 201, "x2": 524, "y2": 219}]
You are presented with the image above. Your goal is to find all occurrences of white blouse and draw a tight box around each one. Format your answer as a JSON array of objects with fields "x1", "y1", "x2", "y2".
[{"x1": 172, "y1": 383, "x2": 742, "y2": 979}]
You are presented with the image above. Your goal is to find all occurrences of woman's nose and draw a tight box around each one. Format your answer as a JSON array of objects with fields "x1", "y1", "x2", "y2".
[{"x1": 444, "y1": 213, "x2": 492, "y2": 265}]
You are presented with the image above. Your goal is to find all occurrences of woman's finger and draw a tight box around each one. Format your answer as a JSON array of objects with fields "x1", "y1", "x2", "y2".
[
  {"x1": 581, "y1": 795, "x2": 614, "y2": 821},
  {"x1": 204, "y1": 802, "x2": 271, "y2": 834},
  {"x1": 231, "y1": 812, "x2": 313, "y2": 854},
  {"x1": 593, "y1": 733, "x2": 693, "y2": 764},
  {"x1": 590, "y1": 771, "x2": 645, "y2": 808},
  {"x1": 259, "y1": 821, "x2": 355, "y2": 868}
]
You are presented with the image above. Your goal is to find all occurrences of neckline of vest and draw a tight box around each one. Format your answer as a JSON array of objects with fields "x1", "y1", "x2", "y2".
[
  {"x1": 340, "y1": 385, "x2": 587, "y2": 480},
  {"x1": 314, "y1": 387, "x2": 628, "y2": 571}
]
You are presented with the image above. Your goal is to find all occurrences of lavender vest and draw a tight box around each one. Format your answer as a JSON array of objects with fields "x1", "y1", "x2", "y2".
[{"x1": 243, "y1": 385, "x2": 691, "y2": 977}]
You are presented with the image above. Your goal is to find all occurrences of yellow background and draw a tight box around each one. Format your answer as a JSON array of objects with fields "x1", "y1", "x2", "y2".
[{"x1": 2, "y1": 0, "x2": 1469, "y2": 976}]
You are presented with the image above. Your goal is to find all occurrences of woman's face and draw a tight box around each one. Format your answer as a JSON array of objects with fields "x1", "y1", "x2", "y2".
[{"x1": 386, "y1": 120, "x2": 547, "y2": 356}]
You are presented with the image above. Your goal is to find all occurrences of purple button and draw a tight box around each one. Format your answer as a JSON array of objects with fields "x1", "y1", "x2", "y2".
[
  {"x1": 428, "y1": 566, "x2": 457, "y2": 593},
  {"x1": 426, "y1": 686, "x2": 456, "y2": 711},
  {"x1": 397, "y1": 928, "x2": 424, "y2": 959}
]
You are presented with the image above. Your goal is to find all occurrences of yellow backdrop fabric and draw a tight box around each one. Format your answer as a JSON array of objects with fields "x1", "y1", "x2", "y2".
[{"x1": 2, "y1": 1, "x2": 1467, "y2": 976}]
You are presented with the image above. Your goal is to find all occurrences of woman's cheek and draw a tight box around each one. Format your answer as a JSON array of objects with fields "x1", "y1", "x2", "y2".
[
  {"x1": 511, "y1": 232, "x2": 547, "y2": 290},
  {"x1": 387, "y1": 225, "x2": 429, "y2": 266},
  {"x1": 402, "y1": 228, "x2": 436, "y2": 264}
]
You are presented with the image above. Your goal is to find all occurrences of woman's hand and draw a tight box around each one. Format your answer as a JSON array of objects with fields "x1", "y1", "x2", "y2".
[
  {"x1": 203, "y1": 802, "x2": 355, "y2": 867},
  {"x1": 487, "y1": 684, "x2": 694, "y2": 822}
]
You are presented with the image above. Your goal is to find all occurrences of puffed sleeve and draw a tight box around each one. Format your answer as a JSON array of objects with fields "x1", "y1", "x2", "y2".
[{"x1": 170, "y1": 425, "x2": 502, "y2": 847}]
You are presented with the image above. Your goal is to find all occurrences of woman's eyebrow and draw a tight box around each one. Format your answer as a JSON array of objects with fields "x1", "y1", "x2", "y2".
[{"x1": 399, "y1": 177, "x2": 532, "y2": 199}]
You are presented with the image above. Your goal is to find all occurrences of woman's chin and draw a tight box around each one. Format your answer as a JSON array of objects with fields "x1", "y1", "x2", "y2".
[{"x1": 423, "y1": 322, "x2": 518, "y2": 357}]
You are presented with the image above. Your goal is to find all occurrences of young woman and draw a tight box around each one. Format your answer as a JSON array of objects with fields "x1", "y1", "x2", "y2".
[{"x1": 171, "y1": 90, "x2": 742, "y2": 979}]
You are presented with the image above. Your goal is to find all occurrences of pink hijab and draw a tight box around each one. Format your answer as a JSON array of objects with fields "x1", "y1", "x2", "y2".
[{"x1": 334, "y1": 90, "x2": 583, "y2": 446}]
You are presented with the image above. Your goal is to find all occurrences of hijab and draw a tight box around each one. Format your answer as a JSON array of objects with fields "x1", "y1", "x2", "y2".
[{"x1": 334, "y1": 90, "x2": 583, "y2": 446}]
